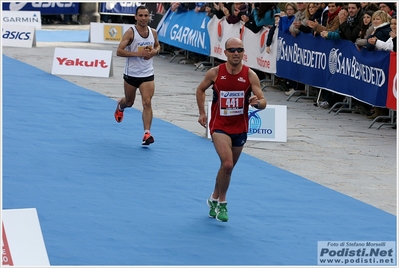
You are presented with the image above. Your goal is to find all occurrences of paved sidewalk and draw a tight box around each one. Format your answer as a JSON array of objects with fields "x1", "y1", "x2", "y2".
[{"x1": 2, "y1": 25, "x2": 397, "y2": 215}]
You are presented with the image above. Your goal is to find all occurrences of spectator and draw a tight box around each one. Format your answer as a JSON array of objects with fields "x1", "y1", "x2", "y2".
[
  {"x1": 170, "y1": 2, "x2": 196, "y2": 13},
  {"x1": 312, "y1": 3, "x2": 325, "y2": 24},
  {"x1": 204, "y1": 3, "x2": 216, "y2": 17},
  {"x1": 360, "y1": 2, "x2": 369, "y2": 10},
  {"x1": 320, "y1": 3, "x2": 330, "y2": 26},
  {"x1": 289, "y1": 2, "x2": 307, "y2": 36},
  {"x1": 280, "y1": 3, "x2": 298, "y2": 33},
  {"x1": 365, "y1": 10, "x2": 392, "y2": 120},
  {"x1": 280, "y1": 3, "x2": 306, "y2": 96},
  {"x1": 355, "y1": 10, "x2": 375, "y2": 49},
  {"x1": 194, "y1": 2, "x2": 206, "y2": 12},
  {"x1": 379, "y1": 3, "x2": 396, "y2": 17},
  {"x1": 241, "y1": 6, "x2": 263, "y2": 33},
  {"x1": 366, "y1": 10, "x2": 392, "y2": 51},
  {"x1": 317, "y1": 6, "x2": 349, "y2": 109},
  {"x1": 309, "y1": 3, "x2": 342, "y2": 36},
  {"x1": 338, "y1": 3, "x2": 365, "y2": 42},
  {"x1": 363, "y1": 2, "x2": 379, "y2": 12},
  {"x1": 212, "y1": 3, "x2": 231, "y2": 19},
  {"x1": 320, "y1": 5, "x2": 349, "y2": 40},
  {"x1": 266, "y1": 12, "x2": 281, "y2": 53},
  {"x1": 298, "y1": 3, "x2": 322, "y2": 34},
  {"x1": 224, "y1": 2, "x2": 248, "y2": 24},
  {"x1": 391, "y1": 15, "x2": 397, "y2": 52},
  {"x1": 252, "y1": 3, "x2": 280, "y2": 27}
]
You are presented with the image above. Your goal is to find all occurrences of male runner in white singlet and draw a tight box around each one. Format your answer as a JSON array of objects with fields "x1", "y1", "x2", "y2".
[{"x1": 114, "y1": 5, "x2": 160, "y2": 146}]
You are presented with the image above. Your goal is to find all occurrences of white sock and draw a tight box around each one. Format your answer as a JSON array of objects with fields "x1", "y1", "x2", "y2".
[
  {"x1": 210, "y1": 194, "x2": 218, "y2": 202},
  {"x1": 218, "y1": 201, "x2": 227, "y2": 204},
  {"x1": 118, "y1": 104, "x2": 124, "y2": 111},
  {"x1": 144, "y1": 130, "x2": 150, "y2": 134}
]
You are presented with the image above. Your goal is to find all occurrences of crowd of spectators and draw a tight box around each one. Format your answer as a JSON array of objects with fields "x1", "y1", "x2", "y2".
[
  {"x1": 129, "y1": 2, "x2": 396, "y2": 121},
  {"x1": 167, "y1": 2, "x2": 396, "y2": 121}
]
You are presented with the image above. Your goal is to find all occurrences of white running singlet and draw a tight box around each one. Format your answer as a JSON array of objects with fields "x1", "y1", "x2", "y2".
[{"x1": 124, "y1": 26, "x2": 155, "y2": 77}]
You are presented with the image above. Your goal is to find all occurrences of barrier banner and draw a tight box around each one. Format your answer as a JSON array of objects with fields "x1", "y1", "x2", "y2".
[
  {"x1": 208, "y1": 16, "x2": 241, "y2": 60},
  {"x1": 386, "y1": 52, "x2": 397, "y2": 110},
  {"x1": 241, "y1": 25, "x2": 278, "y2": 73},
  {"x1": 99, "y1": 2, "x2": 137, "y2": 16},
  {"x1": 2, "y1": 11, "x2": 42, "y2": 29},
  {"x1": 276, "y1": 30, "x2": 390, "y2": 107},
  {"x1": 203, "y1": 16, "x2": 279, "y2": 73},
  {"x1": 2, "y1": 2, "x2": 79, "y2": 15},
  {"x1": 157, "y1": 9, "x2": 211, "y2": 56}
]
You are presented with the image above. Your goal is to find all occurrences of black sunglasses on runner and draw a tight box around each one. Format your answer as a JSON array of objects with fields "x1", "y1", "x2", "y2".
[{"x1": 226, "y1": 47, "x2": 244, "y2": 53}]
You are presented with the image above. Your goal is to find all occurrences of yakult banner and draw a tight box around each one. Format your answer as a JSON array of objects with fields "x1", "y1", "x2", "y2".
[
  {"x1": 276, "y1": 29, "x2": 390, "y2": 107},
  {"x1": 52, "y1": 48, "x2": 113, "y2": 77},
  {"x1": 385, "y1": 52, "x2": 397, "y2": 110},
  {"x1": 2, "y1": 11, "x2": 42, "y2": 29},
  {"x1": 2, "y1": 2, "x2": 79, "y2": 15},
  {"x1": 157, "y1": 9, "x2": 211, "y2": 56}
]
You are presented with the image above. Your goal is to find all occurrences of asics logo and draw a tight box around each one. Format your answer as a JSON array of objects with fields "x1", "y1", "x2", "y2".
[
  {"x1": 9, "y1": 2, "x2": 74, "y2": 11},
  {"x1": 238, "y1": 77, "x2": 246, "y2": 83},
  {"x1": 9, "y1": 2, "x2": 27, "y2": 11}
]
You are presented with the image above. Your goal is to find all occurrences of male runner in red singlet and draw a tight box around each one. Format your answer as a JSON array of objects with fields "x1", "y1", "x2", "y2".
[
  {"x1": 114, "y1": 5, "x2": 160, "y2": 146},
  {"x1": 196, "y1": 37, "x2": 267, "y2": 222}
]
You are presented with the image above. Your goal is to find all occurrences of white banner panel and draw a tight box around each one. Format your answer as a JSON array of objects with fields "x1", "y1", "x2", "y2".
[
  {"x1": 2, "y1": 208, "x2": 50, "y2": 266},
  {"x1": 208, "y1": 17, "x2": 278, "y2": 74},
  {"x1": 208, "y1": 17, "x2": 240, "y2": 61},
  {"x1": 52, "y1": 47, "x2": 114, "y2": 77},
  {"x1": 2, "y1": 24, "x2": 36, "y2": 48},
  {"x1": 90, "y1": 22, "x2": 136, "y2": 44},
  {"x1": 207, "y1": 102, "x2": 287, "y2": 142},
  {"x1": 241, "y1": 25, "x2": 278, "y2": 73},
  {"x1": 2, "y1": 11, "x2": 42, "y2": 29}
]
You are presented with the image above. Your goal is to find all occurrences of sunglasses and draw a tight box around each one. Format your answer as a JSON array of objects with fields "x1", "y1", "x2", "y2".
[{"x1": 226, "y1": 47, "x2": 244, "y2": 53}]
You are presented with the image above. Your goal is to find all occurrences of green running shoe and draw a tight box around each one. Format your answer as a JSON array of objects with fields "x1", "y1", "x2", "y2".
[
  {"x1": 207, "y1": 199, "x2": 218, "y2": 218},
  {"x1": 216, "y1": 203, "x2": 228, "y2": 222}
]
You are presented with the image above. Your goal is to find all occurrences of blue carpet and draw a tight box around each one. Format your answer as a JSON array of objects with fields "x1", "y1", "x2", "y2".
[
  {"x1": 36, "y1": 30, "x2": 89, "y2": 42},
  {"x1": 2, "y1": 54, "x2": 396, "y2": 266}
]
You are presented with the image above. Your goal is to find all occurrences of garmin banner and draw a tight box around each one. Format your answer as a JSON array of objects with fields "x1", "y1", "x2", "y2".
[
  {"x1": 276, "y1": 29, "x2": 390, "y2": 107},
  {"x1": 2, "y1": 2, "x2": 79, "y2": 15},
  {"x1": 99, "y1": 2, "x2": 138, "y2": 16},
  {"x1": 157, "y1": 9, "x2": 211, "y2": 56}
]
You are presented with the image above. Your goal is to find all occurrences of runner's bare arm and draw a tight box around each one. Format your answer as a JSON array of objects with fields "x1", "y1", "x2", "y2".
[
  {"x1": 150, "y1": 28, "x2": 161, "y2": 56},
  {"x1": 116, "y1": 28, "x2": 147, "y2": 58},
  {"x1": 196, "y1": 67, "x2": 218, "y2": 127},
  {"x1": 248, "y1": 68, "x2": 266, "y2": 109}
]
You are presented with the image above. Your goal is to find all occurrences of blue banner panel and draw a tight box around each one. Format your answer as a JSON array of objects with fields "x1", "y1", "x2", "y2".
[
  {"x1": 2, "y1": 2, "x2": 79, "y2": 15},
  {"x1": 157, "y1": 9, "x2": 211, "y2": 56},
  {"x1": 99, "y1": 2, "x2": 137, "y2": 16},
  {"x1": 276, "y1": 29, "x2": 390, "y2": 107}
]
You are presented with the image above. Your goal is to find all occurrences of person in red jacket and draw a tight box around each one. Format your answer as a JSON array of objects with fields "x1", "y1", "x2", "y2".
[{"x1": 196, "y1": 37, "x2": 267, "y2": 222}]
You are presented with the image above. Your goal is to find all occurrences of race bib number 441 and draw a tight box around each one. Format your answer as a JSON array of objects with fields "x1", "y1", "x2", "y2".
[{"x1": 220, "y1": 90, "x2": 245, "y2": 116}]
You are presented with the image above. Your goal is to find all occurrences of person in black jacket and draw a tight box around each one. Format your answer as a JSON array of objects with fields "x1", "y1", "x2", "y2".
[
  {"x1": 390, "y1": 15, "x2": 397, "y2": 52},
  {"x1": 366, "y1": 10, "x2": 392, "y2": 51},
  {"x1": 266, "y1": 12, "x2": 281, "y2": 53},
  {"x1": 338, "y1": 2, "x2": 364, "y2": 42}
]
